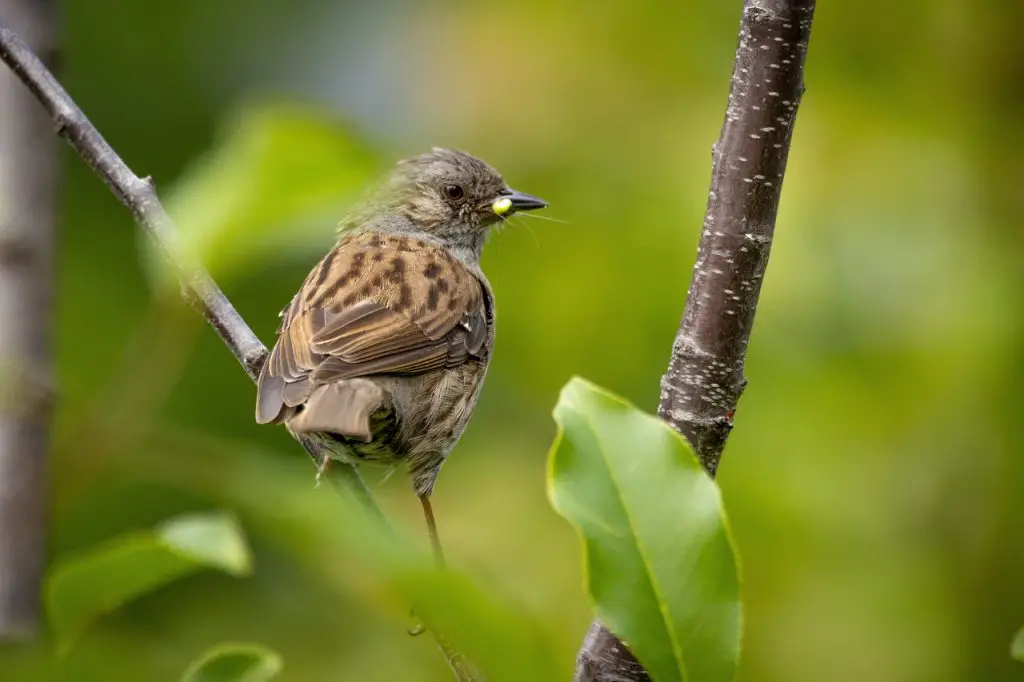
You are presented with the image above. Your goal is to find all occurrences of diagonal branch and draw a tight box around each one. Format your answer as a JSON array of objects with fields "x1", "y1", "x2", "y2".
[
  {"x1": 0, "y1": 16, "x2": 265, "y2": 380},
  {"x1": 574, "y1": 1, "x2": 816, "y2": 680},
  {"x1": 0, "y1": 16, "x2": 479, "y2": 681}
]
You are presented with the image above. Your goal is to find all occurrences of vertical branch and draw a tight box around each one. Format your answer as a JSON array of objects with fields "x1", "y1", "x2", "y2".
[
  {"x1": 660, "y1": 0, "x2": 815, "y2": 472},
  {"x1": 0, "y1": 0, "x2": 57, "y2": 640},
  {"x1": 575, "y1": 1, "x2": 815, "y2": 679}
]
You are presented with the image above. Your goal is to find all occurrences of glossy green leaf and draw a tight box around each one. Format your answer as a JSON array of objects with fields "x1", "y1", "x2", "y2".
[
  {"x1": 153, "y1": 101, "x2": 378, "y2": 282},
  {"x1": 47, "y1": 512, "x2": 252, "y2": 650},
  {"x1": 181, "y1": 643, "x2": 282, "y2": 682},
  {"x1": 1012, "y1": 626, "x2": 1024, "y2": 662},
  {"x1": 547, "y1": 377, "x2": 742, "y2": 682}
]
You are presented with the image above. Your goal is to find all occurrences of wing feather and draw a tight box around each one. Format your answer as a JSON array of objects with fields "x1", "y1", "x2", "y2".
[{"x1": 255, "y1": 228, "x2": 490, "y2": 427}]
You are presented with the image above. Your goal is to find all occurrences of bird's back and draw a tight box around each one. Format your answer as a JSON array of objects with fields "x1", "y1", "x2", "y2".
[{"x1": 255, "y1": 225, "x2": 495, "y2": 494}]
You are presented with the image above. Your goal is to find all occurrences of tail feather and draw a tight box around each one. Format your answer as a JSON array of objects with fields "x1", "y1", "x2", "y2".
[
  {"x1": 256, "y1": 371, "x2": 290, "y2": 424},
  {"x1": 286, "y1": 379, "x2": 390, "y2": 442}
]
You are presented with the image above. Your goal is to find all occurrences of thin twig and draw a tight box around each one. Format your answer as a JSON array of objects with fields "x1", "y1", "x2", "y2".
[
  {"x1": 574, "y1": 1, "x2": 815, "y2": 680},
  {"x1": 0, "y1": 17, "x2": 479, "y2": 680}
]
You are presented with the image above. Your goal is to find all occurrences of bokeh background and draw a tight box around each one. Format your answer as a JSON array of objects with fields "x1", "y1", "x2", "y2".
[{"x1": 2, "y1": 0, "x2": 1024, "y2": 680}]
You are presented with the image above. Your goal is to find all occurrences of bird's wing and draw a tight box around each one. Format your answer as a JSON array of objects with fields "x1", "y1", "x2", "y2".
[{"x1": 255, "y1": 230, "x2": 489, "y2": 425}]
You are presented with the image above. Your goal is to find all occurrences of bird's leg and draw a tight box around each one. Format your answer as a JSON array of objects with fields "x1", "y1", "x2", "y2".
[
  {"x1": 419, "y1": 493, "x2": 446, "y2": 568},
  {"x1": 407, "y1": 493, "x2": 444, "y2": 638}
]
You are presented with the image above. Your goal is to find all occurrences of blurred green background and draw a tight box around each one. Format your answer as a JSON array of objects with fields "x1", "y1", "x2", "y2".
[{"x1": 3, "y1": 0, "x2": 1023, "y2": 679}]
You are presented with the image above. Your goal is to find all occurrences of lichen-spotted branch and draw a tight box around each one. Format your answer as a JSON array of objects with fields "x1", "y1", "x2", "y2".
[
  {"x1": 0, "y1": 16, "x2": 479, "y2": 681},
  {"x1": 574, "y1": 1, "x2": 816, "y2": 680}
]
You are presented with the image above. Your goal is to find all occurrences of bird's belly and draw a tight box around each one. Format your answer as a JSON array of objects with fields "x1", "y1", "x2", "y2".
[{"x1": 402, "y1": 360, "x2": 489, "y2": 454}]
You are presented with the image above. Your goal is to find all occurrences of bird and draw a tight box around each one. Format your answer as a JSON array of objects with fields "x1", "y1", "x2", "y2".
[{"x1": 255, "y1": 147, "x2": 547, "y2": 565}]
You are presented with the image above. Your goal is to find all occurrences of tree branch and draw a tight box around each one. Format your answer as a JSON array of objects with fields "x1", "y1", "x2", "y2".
[
  {"x1": 0, "y1": 15, "x2": 479, "y2": 680},
  {"x1": 574, "y1": 1, "x2": 815, "y2": 680},
  {"x1": 0, "y1": 0, "x2": 57, "y2": 640},
  {"x1": 0, "y1": 16, "x2": 265, "y2": 381}
]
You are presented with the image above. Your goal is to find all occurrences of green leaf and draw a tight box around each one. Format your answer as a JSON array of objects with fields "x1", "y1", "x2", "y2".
[
  {"x1": 153, "y1": 100, "x2": 378, "y2": 283},
  {"x1": 393, "y1": 569, "x2": 563, "y2": 682},
  {"x1": 547, "y1": 377, "x2": 742, "y2": 682},
  {"x1": 1012, "y1": 625, "x2": 1024, "y2": 662},
  {"x1": 47, "y1": 511, "x2": 252, "y2": 651},
  {"x1": 215, "y1": 461, "x2": 568, "y2": 681},
  {"x1": 312, "y1": 493, "x2": 565, "y2": 681},
  {"x1": 181, "y1": 643, "x2": 282, "y2": 682}
]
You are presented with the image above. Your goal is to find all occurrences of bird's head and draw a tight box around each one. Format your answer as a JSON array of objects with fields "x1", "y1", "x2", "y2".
[{"x1": 372, "y1": 148, "x2": 547, "y2": 253}]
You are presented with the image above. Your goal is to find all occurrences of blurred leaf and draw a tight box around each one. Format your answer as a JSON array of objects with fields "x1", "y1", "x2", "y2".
[
  {"x1": 155, "y1": 512, "x2": 252, "y2": 574},
  {"x1": 47, "y1": 512, "x2": 252, "y2": 651},
  {"x1": 215, "y1": 460, "x2": 567, "y2": 681},
  {"x1": 181, "y1": 643, "x2": 282, "y2": 682},
  {"x1": 153, "y1": 101, "x2": 379, "y2": 282},
  {"x1": 547, "y1": 377, "x2": 741, "y2": 682},
  {"x1": 393, "y1": 569, "x2": 563, "y2": 682},
  {"x1": 1013, "y1": 626, "x2": 1024, "y2": 662}
]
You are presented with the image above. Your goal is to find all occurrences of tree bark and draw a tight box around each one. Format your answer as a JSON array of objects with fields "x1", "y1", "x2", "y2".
[
  {"x1": 0, "y1": 0, "x2": 57, "y2": 640},
  {"x1": 575, "y1": 1, "x2": 815, "y2": 679}
]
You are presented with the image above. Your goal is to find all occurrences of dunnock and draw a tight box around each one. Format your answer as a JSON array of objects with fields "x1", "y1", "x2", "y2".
[{"x1": 255, "y1": 148, "x2": 546, "y2": 563}]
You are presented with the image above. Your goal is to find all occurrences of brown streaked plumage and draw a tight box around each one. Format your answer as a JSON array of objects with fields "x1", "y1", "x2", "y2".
[{"x1": 255, "y1": 148, "x2": 547, "y2": 564}]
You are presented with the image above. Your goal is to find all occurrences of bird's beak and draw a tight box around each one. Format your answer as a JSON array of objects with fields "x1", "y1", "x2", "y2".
[{"x1": 492, "y1": 188, "x2": 548, "y2": 217}]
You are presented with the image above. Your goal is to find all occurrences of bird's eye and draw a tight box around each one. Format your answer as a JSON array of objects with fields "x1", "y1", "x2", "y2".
[{"x1": 443, "y1": 184, "x2": 465, "y2": 201}]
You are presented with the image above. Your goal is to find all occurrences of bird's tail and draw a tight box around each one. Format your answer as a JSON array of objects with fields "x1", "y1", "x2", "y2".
[{"x1": 286, "y1": 379, "x2": 390, "y2": 443}]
